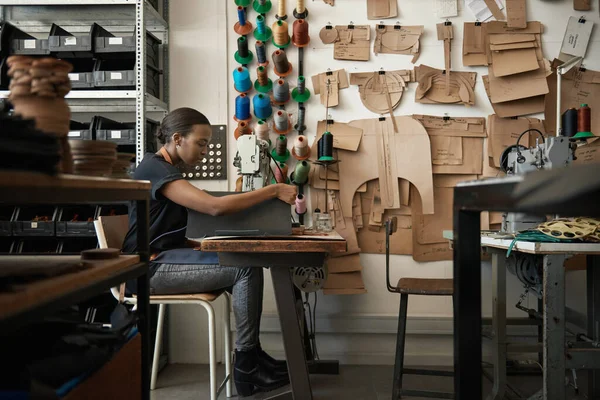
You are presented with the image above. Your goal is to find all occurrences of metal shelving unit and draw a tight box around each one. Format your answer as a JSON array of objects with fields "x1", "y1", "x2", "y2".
[{"x1": 0, "y1": 0, "x2": 170, "y2": 164}]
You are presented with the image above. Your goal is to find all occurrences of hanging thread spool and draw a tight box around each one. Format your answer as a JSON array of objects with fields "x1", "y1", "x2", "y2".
[
  {"x1": 276, "y1": 0, "x2": 287, "y2": 20},
  {"x1": 272, "y1": 79, "x2": 290, "y2": 104},
  {"x1": 272, "y1": 49, "x2": 292, "y2": 76},
  {"x1": 255, "y1": 119, "x2": 271, "y2": 142},
  {"x1": 271, "y1": 134, "x2": 290, "y2": 162},
  {"x1": 233, "y1": 66, "x2": 252, "y2": 93},
  {"x1": 294, "y1": 106, "x2": 306, "y2": 133},
  {"x1": 255, "y1": 41, "x2": 269, "y2": 66},
  {"x1": 234, "y1": 36, "x2": 254, "y2": 65},
  {"x1": 235, "y1": 0, "x2": 251, "y2": 6},
  {"x1": 234, "y1": 93, "x2": 252, "y2": 122},
  {"x1": 292, "y1": 135, "x2": 311, "y2": 160},
  {"x1": 274, "y1": 109, "x2": 291, "y2": 134},
  {"x1": 253, "y1": 0, "x2": 272, "y2": 13},
  {"x1": 295, "y1": 194, "x2": 307, "y2": 214},
  {"x1": 561, "y1": 108, "x2": 578, "y2": 138},
  {"x1": 272, "y1": 20, "x2": 291, "y2": 48},
  {"x1": 292, "y1": 160, "x2": 310, "y2": 185},
  {"x1": 318, "y1": 131, "x2": 334, "y2": 161},
  {"x1": 254, "y1": 65, "x2": 273, "y2": 93},
  {"x1": 274, "y1": 162, "x2": 288, "y2": 183},
  {"x1": 293, "y1": 0, "x2": 308, "y2": 18},
  {"x1": 253, "y1": 15, "x2": 272, "y2": 42},
  {"x1": 233, "y1": 6, "x2": 253, "y2": 35},
  {"x1": 576, "y1": 104, "x2": 593, "y2": 138},
  {"x1": 253, "y1": 93, "x2": 272, "y2": 119},
  {"x1": 292, "y1": 19, "x2": 310, "y2": 47},
  {"x1": 234, "y1": 120, "x2": 252, "y2": 139},
  {"x1": 291, "y1": 75, "x2": 311, "y2": 103}
]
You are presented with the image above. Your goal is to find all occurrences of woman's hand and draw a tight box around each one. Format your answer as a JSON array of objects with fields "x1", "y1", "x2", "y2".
[{"x1": 274, "y1": 183, "x2": 298, "y2": 205}]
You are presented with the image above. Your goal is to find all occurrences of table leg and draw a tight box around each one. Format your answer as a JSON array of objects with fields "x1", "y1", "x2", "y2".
[
  {"x1": 487, "y1": 250, "x2": 507, "y2": 400},
  {"x1": 136, "y1": 198, "x2": 150, "y2": 400},
  {"x1": 453, "y1": 209, "x2": 482, "y2": 399},
  {"x1": 543, "y1": 254, "x2": 567, "y2": 400},
  {"x1": 270, "y1": 267, "x2": 313, "y2": 400},
  {"x1": 587, "y1": 255, "x2": 600, "y2": 399}
]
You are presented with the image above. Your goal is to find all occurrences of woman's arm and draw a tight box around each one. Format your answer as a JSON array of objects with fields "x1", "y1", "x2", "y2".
[{"x1": 161, "y1": 179, "x2": 297, "y2": 216}]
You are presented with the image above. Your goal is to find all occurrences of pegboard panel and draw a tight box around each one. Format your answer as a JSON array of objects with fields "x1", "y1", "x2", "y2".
[{"x1": 179, "y1": 125, "x2": 227, "y2": 180}]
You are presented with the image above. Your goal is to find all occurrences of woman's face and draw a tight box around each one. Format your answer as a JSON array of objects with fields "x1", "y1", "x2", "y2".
[{"x1": 177, "y1": 124, "x2": 212, "y2": 165}]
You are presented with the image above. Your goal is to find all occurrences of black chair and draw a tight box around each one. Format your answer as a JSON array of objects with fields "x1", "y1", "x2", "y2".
[{"x1": 385, "y1": 217, "x2": 455, "y2": 399}]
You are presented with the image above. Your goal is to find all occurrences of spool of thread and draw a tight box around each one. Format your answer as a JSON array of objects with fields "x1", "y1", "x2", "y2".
[
  {"x1": 294, "y1": 106, "x2": 306, "y2": 132},
  {"x1": 562, "y1": 108, "x2": 578, "y2": 137},
  {"x1": 276, "y1": 135, "x2": 288, "y2": 156},
  {"x1": 255, "y1": 119, "x2": 271, "y2": 142},
  {"x1": 234, "y1": 120, "x2": 252, "y2": 139},
  {"x1": 274, "y1": 110, "x2": 290, "y2": 133},
  {"x1": 292, "y1": 19, "x2": 310, "y2": 47},
  {"x1": 276, "y1": 0, "x2": 287, "y2": 20},
  {"x1": 272, "y1": 79, "x2": 290, "y2": 104},
  {"x1": 253, "y1": 15, "x2": 272, "y2": 42},
  {"x1": 272, "y1": 49, "x2": 292, "y2": 76},
  {"x1": 296, "y1": 0, "x2": 305, "y2": 13},
  {"x1": 255, "y1": 41, "x2": 268, "y2": 66},
  {"x1": 293, "y1": 160, "x2": 310, "y2": 184},
  {"x1": 253, "y1": 93, "x2": 272, "y2": 119},
  {"x1": 291, "y1": 75, "x2": 311, "y2": 103},
  {"x1": 234, "y1": 6, "x2": 253, "y2": 35},
  {"x1": 253, "y1": 0, "x2": 272, "y2": 14},
  {"x1": 578, "y1": 104, "x2": 592, "y2": 135},
  {"x1": 274, "y1": 162, "x2": 288, "y2": 183},
  {"x1": 272, "y1": 20, "x2": 290, "y2": 48},
  {"x1": 295, "y1": 193, "x2": 307, "y2": 215},
  {"x1": 234, "y1": 93, "x2": 251, "y2": 122},
  {"x1": 233, "y1": 66, "x2": 252, "y2": 93},
  {"x1": 234, "y1": 36, "x2": 253, "y2": 65},
  {"x1": 318, "y1": 131, "x2": 334, "y2": 161},
  {"x1": 254, "y1": 66, "x2": 273, "y2": 93},
  {"x1": 293, "y1": 135, "x2": 309, "y2": 159}
]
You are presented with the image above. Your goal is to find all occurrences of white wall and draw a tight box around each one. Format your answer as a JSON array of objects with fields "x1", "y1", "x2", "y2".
[{"x1": 167, "y1": 0, "x2": 600, "y2": 365}]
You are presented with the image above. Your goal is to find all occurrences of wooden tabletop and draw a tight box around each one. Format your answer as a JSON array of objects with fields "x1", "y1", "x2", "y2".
[
  {"x1": 0, "y1": 171, "x2": 151, "y2": 191},
  {"x1": 0, "y1": 255, "x2": 141, "y2": 321},
  {"x1": 200, "y1": 232, "x2": 347, "y2": 254}
]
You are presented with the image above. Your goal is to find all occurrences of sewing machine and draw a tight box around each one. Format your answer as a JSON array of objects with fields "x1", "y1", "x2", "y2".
[
  {"x1": 500, "y1": 135, "x2": 575, "y2": 234},
  {"x1": 233, "y1": 134, "x2": 271, "y2": 192}
]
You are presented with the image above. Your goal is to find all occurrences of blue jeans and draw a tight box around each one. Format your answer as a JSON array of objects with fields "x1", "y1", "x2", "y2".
[{"x1": 149, "y1": 264, "x2": 264, "y2": 352}]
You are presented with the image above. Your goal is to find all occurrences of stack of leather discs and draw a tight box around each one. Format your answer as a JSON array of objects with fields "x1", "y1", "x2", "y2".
[
  {"x1": 7, "y1": 56, "x2": 74, "y2": 173},
  {"x1": 112, "y1": 153, "x2": 135, "y2": 179},
  {"x1": 69, "y1": 140, "x2": 117, "y2": 177}
]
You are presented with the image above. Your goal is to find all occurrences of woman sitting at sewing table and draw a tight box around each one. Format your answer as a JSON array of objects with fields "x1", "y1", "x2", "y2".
[{"x1": 122, "y1": 107, "x2": 298, "y2": 396}]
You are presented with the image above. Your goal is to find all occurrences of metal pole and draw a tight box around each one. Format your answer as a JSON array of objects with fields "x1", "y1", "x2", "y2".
[
  {"x1": 556, "y1": 68, "x2": 562, "y2": 137},
  {"x1": 136, "y1": 0, "x2": 147, "y2": 165}
]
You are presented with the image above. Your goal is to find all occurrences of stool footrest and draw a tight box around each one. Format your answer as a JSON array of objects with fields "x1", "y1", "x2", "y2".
[
  {"x1": 403, "y1": 368, "x2": 453, "y2": 377},
  {"x1": 400, "y1": 388, "x2": 454, "y2": 399}
]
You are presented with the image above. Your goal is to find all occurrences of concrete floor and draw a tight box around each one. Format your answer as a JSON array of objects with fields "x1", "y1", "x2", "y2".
[{"x1": 150, "y1": 363, "x2": 589, "y2": 400}]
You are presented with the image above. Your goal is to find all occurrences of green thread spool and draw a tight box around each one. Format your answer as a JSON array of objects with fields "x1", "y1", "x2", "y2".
[{"x1": 293, "y1": 160, "x2": 310, "y2": 184}]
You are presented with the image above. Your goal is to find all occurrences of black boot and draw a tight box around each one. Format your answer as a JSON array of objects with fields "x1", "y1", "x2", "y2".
[
  {"x1": 258, "y1": 346, "x2": 288, "y2": 375},
  {"x1": 234, "y1": 348, "x2": 290, "y2": 397}
]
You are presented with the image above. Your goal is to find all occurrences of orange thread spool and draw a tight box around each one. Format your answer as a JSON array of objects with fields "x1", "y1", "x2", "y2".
[
  {"x1": 578, "y1": 103, "x2": 592, "y2": 134},
  {"x1": 292, "y1": 19, "x2": 310, "y2": 47},
  {"x1": 234, "y1": 120, "x2": 252, "y2": 139},
  {"x1": 274, "y1": 162, "x2": 288, "y2": 183},
  {"x1": 272, "y1": 20, "x2": 290, "y2": 47},
  {"x1": 257, "y1": 66, "x2": 269, "y2": 87}
]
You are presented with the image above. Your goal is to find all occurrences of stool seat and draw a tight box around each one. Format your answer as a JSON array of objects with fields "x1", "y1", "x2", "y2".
[
  {"x1": 397, "y1": 278, "x2": 453, "y2": 296},
  {"x1": 132, "y1": 291, "x2": 224, "y2": 302}
]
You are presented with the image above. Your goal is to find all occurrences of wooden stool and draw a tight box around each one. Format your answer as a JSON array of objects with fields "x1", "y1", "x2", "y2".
[{"x1": 385, "y1": 218, "x2": 454, "y2": 399}]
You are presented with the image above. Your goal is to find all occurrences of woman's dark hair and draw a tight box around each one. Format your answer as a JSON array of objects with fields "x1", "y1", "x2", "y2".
[{"x1": 156, "y1": 107, "x2": 211, "y2": 144}]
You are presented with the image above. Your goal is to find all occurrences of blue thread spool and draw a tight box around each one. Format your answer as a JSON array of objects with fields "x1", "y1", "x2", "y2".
[
  {"x1": 233, "y1": 66, "x2": 252, "y2": 93},
  {"x1": 234, "y1": 93, "x2": 251, "y2": 122},
  {"x1": 255, "y1": 40, "x2": 268, "y2": 66},
  {"x1": 253, "y1": 93, "x2": 272, "y2": 119},
  {"x1": 254, "y1": 14, "x2": 272, "y2": 41},
  {"x1": 233, "y1": 6, "x2": 253, "y2": 35}
]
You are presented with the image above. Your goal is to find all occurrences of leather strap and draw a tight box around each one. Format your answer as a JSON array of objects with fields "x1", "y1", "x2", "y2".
[
  {"x1": 118, "y1": 283, "x2": 126, "y2": 303},
  {"x1": 159, "y1": 146, "x2": 174, "y2": 165}
]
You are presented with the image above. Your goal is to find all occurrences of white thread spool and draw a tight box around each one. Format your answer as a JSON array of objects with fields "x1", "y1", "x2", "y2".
[
  {"x1": 255, "y1": 120, "x2": 270, "y2": 141},
  {"x1": 294, "y1": 135, "x2": 308, "y2": 158},
  {"x1": 278, "y1": 0, "x2": 286, "y2": 17}
]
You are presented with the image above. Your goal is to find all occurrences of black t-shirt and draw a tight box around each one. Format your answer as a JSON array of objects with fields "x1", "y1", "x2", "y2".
[{"x1": 122, "y1": 153, "x2": 187, "y2": 258}]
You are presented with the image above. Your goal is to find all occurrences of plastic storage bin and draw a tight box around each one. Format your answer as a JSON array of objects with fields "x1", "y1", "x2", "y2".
[
  {"x1": 68, "y1": 120, "x2": 94, "y2": 140},
  {"x1": 12, "y1": 206, "x2": 57, "y2": 237},
  {"x1": 93, "y1": 116, "x2": 136, "y2": 145},
  {"x1": 66, "y1": 58, "x2": 95, "y2": 89},
  {"x1": 0, "y1": 206, "x2": 15, "y2": 237},
  {"x1": 49, "y1": 23, "x2": 99, "y2": 58},
  {"x1": 56, "y1": 205, "x2": 97, "y2": 237},
  {"x1": 16, "y1": 238, "x2": 59, "y2": 253},
  {"x1": 95, "y1": 29, "x2": 160, "y2": 67},
  {"x1": 93, "y1": 59, "x2": 160, "y2": 97},
  {"x1": 8, "y1": 23, "x2": 50, "y2": 56}
]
